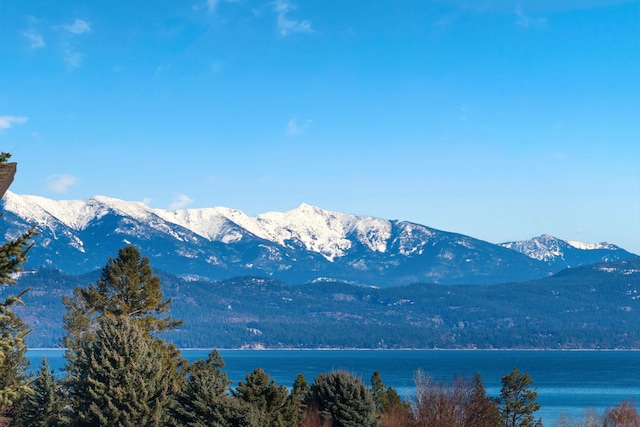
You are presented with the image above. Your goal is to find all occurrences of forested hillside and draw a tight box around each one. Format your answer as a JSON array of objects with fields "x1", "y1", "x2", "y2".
[{"x1": 14, "y1": 257, "x2": 640, "y2": 349}]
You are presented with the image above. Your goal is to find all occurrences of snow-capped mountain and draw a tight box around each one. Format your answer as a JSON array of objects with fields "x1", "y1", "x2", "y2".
[
  {"x1": 499, "y1": 234, "x2": 635, "y2": 270},
  {"x1": 1, "y1": 192, "x2": 635, "y2": 286}
]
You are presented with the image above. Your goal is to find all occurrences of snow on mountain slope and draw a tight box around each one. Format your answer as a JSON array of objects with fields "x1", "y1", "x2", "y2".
[
  {"x1": 500, "y1": 234, "x2": 635, "y2": 268},
  {"x1": 566, "y1": 240, "x2": 617, "y2": 251},
  {"x1": 3, "y1": 192, "x2": 635, "y2": 286},
  {"x1": 3, "y1": 191, "x2": 157, "y2": 230},
  {"x1": 153, "y1": 207, "x2": 263, "y2": 244},
  {"x1": 500, "y1": 234, "x2": 566, "y2": 262},
  {"x1": 2, "y1": 193, "x2": 394, "y2": 261},
  {"x1": 254, "y1": 203, "x2": 391, "y2": 261},
  {"x1": 116, "y1": 200, "x2": 393, "y2": 260},
  {"x1": 392, "y1": 221, "x2": 436, "y2": 256},
  {"x1": 3, "y1": 191, "x2": 103, "y2": 230}
]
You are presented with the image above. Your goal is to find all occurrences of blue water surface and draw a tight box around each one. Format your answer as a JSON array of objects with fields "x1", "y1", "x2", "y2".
[{"x1": 28, "y1": 349, "x2": 640, "y2": 425}]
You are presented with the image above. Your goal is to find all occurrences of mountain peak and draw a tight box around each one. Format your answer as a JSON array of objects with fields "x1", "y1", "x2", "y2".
[
  {"x1": 1, "y1": 192, "x2": 635, "y2": 286},
  {"x1": 294, "y1": 202, "x2": 315, "y2": 209},
  {"x1": 499, "y1": 235, "x2": 634, "y2": 268},
  {"x1": 288, "y1": 202, "x2": 336, "y2": 217}
]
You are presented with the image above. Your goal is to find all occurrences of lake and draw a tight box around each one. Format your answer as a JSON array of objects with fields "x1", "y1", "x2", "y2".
[{"x1": 27, "y1": 349, "x2": 640, "y2": 425}]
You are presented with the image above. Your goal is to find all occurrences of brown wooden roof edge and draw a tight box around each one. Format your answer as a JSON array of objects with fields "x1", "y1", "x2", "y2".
[{"x1": 0, "y1": 162, "x2": 17, "y2": 199}]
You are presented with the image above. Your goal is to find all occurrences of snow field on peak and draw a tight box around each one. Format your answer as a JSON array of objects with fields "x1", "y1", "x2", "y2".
[
  {"x1": 567, "y1": 240, "x2": 613, "y2": 250},
  {"x1": 3, "y1": 192, "x2": 397, "y2": 261},
  {"x1": 499, "y1": 234, "x2": 623, "y2": 263},
  {"x1": 254, "y1": 204, "x2": 392, "y2": 261},
  {"x1": 3, "y1": 192, "x2": 159, "y2": 231},
  {"x1": 153, "y1": 207, "x2": 265, "y2": 243},
  {"x1": 3, "y1": 191, "x2": 104, "y2": 230},
  {"x1": 394, "y1": 222, "x2": 435, "y2": 256}
]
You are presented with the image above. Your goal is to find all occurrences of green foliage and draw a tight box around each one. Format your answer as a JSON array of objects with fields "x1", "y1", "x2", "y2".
[
  {"x1": 168, "y1": 349, "x2": 240, "y2": 427},
  {"x1": 0, "y1": 202, "x2": 36, "y2": 420},
  {"x1": 369, "y1": 370, "x2": 412, "y2": 427},
  {"x1": 14, "y1": 356, "x2": 67, "y2": 427},
  {"x1": 16, "y1": 257, "x2": 640, "y2": 349},
  {"x1": 65, "y1": 315, "x2": 173, "y2": 427},
  {"x1": 0, "y1": 289, "x2": 30, "y2": 410},
  {"x1": 291, "y1": 373, "x2": 310, "y2": 403},
  {"x1": 234, "y1": 368, "x2": 291, "y2": 427},
  {"x1": 370, "y1": 371, "x2": 388, "y2": 413},
  {"x1": 499, "y1": 367, "x2": 542, "y2": 427},
  {"x1": 61, "y1": 247, "x2": 188, "y2": 426},
  {"x1": 286, "y1": 373, "x2": 310, "y2": 426},
  {"x1": 308, "y1": 370, "x2": 379, "y2": 427},
  {"x1": 62, "y1": 245, "x2": 181, "y2": 351},
  {"x1": 468, "y1": 373, "x2": 500, "y2": 427},
  {"x1": 62, "y1": 246, "x2": 185, "y2": 401},
  {"x1": 206, "y1": 397, "x2": 263, "y2": 427}
]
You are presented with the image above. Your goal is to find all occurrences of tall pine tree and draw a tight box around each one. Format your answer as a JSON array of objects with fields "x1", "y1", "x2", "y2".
[
  {"x1": 168, "y1": 349, "x2": 262, "y2": 427},
  {"x1": 62, "y1": 245, "x2": 181, "y2": 351},
  {"x1": 499, "y1": 367, "x2": 542, "y2": 427},
  {"x1": 0, "y1": 152, "x2": 37, "y2": 424},
  {"x1": 66, "y1": 315, "x2": 174, "y2": 427},
  {"x1": 234, "y1": 368, "x2": 291, "y2": 427},
  {"x1": 62, "y1": 246, "x2": 184, "y2": 425},
  {"x1": 467, "y1": 373, "x2": 500, "y2": 427},
  {"x1": 14, "y1": 356, "x2": 67, "y2": 427},
  {"x1": 285, "y1": 373, "x2": 309, "y2": 426}
]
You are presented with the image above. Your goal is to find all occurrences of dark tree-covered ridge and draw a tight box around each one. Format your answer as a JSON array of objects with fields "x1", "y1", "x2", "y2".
[{"x1": 15, "y1": 257, "x2": 640, "y2": 349}]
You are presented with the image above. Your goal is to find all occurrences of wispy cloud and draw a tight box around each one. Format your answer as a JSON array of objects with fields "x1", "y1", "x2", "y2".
[
  {"x1": 193, "y1": 0, "x2": 239, "y2": 14},
  {"x1": 272, "y1": 0, "x2": 312, "y2": 36},
  {"x1": 206, "y1": 0, "x2": 219, "y2": 13},
  {"x1": 515, "y1": 7, "x2": 546, "y2": 28},
  {"x1": 286, "y1": 117, "x2": 312, "y2": 135},
  {"x1": 23, "y1": 30, "x2": 45, "y2": 48},
  {"x1": 0, "y1": 116, "x2": 28, "y2": 130},
  {"x1": 47, "y1": 18, "x2": 92, "y2": 67},
  {"x1": 62, "y1": 19, "x2": 92, "y2": 34},
  {"x1": 193, "y1": 0, "x2": 219, "y2": 13},
  {"x1": 46, "y1": 174, "x2": 78, "y2": 193},
  {"x1": 64, "y1": 49, "x2": 84, "y2": 68},
  {"x1": 168, "y1": 194, "x2": 194, "y2": 210}
]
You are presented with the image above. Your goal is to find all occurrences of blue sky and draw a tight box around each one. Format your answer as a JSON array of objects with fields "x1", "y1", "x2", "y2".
[{"x1": 1, "y1": 0, "x2": 639, "y2": 253}]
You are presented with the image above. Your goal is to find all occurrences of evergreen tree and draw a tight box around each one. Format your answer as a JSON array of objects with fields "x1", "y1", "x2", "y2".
[
  {"x1": 370, "y1": 370, "x2": 412, "y2": 427},
  {"x1": 307, "y1": 370, "x2": 379, "y2": 427},
  {"x1": 0, "y1": 152, "x2": 37, "y2": 423},
  {"x1": 499, "y1": 367, "x2": 542, "y2": 427},
  {"x1": 62, "y1": 245, "x2": 185, "y2": 423},
  {"x1": 14, "y1": 356, "x2": 67, "y2": 427},
  {"x1": 65, "y1": 315, "x2": 173, "y2": 427},
  {"x1": 291, "y1": 373, "x2": 310, "y2": 403},
  {"x1": 234, "y1": 368, "x2": 290, "y2": 427},
  {"x1": 168, "y1": 349, "x2": 246, "y2": 427},
  {"x1": 467, "y1": 373, "x2": 500, "y2": 427},
  {"x1": 383, "y1": 387, "x2": 405, "y2": 412},
  {"x1": 0, "y1": 288, "x2": 31, "y2": 422},
  {"x1": 370, "y1": 371, "x2": 389, "y2": 414},
  {"x1": 62, "y1": 245, "x2": 181, "y2": 351},
  {"x1": 285, "y1": 373, "x2": 309, "y2": 426}
]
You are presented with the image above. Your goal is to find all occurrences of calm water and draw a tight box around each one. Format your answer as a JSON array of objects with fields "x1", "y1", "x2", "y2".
[{"x1": 28, "y1": 349, "x2": 640, "y2": 425}]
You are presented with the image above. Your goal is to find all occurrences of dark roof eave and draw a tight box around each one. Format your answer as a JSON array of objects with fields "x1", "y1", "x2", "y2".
[{"x1": 0, "y1": 162, "x2": 17, "y2": 199}]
